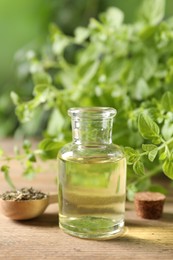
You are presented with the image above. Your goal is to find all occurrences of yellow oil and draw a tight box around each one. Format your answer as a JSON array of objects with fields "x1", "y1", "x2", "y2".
[{"x1": 58, "y1": 156, "x2": 126, "y2": 239}]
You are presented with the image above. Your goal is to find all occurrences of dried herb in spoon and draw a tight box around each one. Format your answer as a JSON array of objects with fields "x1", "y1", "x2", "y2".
[{"x1": 0, "y1": 187, "x2": 48, "y2": 201}]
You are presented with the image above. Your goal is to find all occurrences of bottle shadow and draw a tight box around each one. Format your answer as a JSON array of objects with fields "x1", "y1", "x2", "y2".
[
  {"x1": 161, "y1": 212, "x2": 173, "y2": 222},
  {"x1": 13, "y1": 212, "x2": 59, "y2": 228},
  {"x1": 106, "y1": 212, "x2": 173, "y2": 249}
]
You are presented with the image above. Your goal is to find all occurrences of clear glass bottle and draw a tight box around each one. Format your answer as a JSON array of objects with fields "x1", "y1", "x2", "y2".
[{"x1": 58, "y1": 107, "x2": 126, "y2": 240}]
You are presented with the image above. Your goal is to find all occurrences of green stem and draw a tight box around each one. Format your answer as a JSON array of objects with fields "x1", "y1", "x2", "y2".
[
  {"x1": 158, "y1": 136, "x2": 173, "y2": 151},
  {"x1": 131, "y1": 164, "x2": 162, "y2": 186},
  {"x1": 4, "y1": 172, "x2": 16, "y2": 190}
]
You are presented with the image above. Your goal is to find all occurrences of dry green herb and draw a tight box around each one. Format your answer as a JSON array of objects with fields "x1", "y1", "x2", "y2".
[{"x1": 0, "y1": 187, "x2": 47, "y2": 201}]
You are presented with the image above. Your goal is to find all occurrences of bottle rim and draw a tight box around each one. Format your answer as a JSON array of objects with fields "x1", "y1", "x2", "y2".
[{"x1": 68, "y1": 107, "x2": 117, "y2": 119}]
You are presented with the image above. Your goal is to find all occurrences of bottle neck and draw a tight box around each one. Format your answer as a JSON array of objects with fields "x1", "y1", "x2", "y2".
[{"x1": 71, "y1": 118, "x2": 113, "y2": 145}]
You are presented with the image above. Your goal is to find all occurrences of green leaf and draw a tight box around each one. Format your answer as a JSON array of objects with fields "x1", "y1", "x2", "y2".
[
  {"x1": 127, "y1": 178, "x2": 151, "y2": 201},
  {"x1": 139, "y1": 0, "x2": 165, "y2": 25},
  {"x1": 89, "y1": 18, "x2": 103, "y2": 31},
  {"x1": 1, "y1": 165, "x2": 9, "y2": 173},
  {"x1": 139, "y1": 25, "x2": 156, "y2": 40},
  {"x1": 161, "y1": 92, "x2": 173, "y2": 112},
  {"x1": 134, "y1": 78, "x2": 150, "y2": 100},
  {"x1": 159, "y1": 150, "x2": 167, "y2": 161},
  {"x1": 124, "y1": 147, "x2": 139, "y2": 165},
  {"x1": 81, "y1": 60, "x2": 100, "y2": 85},
  {"x1": 74, "y1": 27, "x2": 89, "y2": 44},
  {"x1": 32, "y1": 84, "x2": 55, "y2": 105},
  {"x1": 162, "y1": 115, "x2": 173, "y2": 140},
  {"x1": 162, "y1": 159, "x2": 173, "y2": 179},
  {"x1": 33, "y1": 84, "x2": 49, "y2": 96},
  {"x1": 23, "y1": 140, "x2": 31, "y2": 150},
  {"x1": 32, "y1": 72, "x2": 52, "y2": 85},
  {"x1": 27, "y1": 153, "x2": 36, "y2": 162},
  {"x1": 138, "y1": 113, "x2": 160, "y2": 140},
  {"x1": 39, "y1": 138, "x2": 65, "y2": 159},
  {"x1": 127, "y1": 183, "x2": 138, "y2": 201},
  {"x1": 133, "y1": 160, "x2": 145, "y2": 175},
  {"x1": 100, "y1": 7, "x2": 124, "y2": 28},
  {"x1": 15, "y1": 102, "x2": 35, "y2": 123},
  {"x1": 142, "y1": 144, "x2": 157, "y2": 152},
  {"x1": 47, "y1": 109, "x2": 65, "y2": 136},
  {"x1": 52, "y1": 31, "x2": 70, "y2": 55},
  {"x1": 148, "y1": 148, "x2": 158, "y2": 162},
  {"x1": 10, "y1": 91, "x2": 20, "y2": 105},
  {"x1": 151, "y1": 136, "x2": 162, "y2": 145},
  {"x1": 23, "y1": 164, "x2": 36, "y2": 180}
]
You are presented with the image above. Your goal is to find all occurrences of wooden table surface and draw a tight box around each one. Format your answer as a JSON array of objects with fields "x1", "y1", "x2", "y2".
[{"x1": 0, "y1": 139, "x2": 173, "y2": 260}]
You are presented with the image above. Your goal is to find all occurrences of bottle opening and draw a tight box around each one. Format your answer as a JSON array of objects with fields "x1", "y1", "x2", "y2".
[{"x1": 68, "y1": 107, "x2": 117, "y2": 119}]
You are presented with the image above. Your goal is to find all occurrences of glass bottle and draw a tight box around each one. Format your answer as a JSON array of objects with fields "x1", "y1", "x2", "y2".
[{"x1": 58, "y1": 107, "x2": 126, "y2": 240}]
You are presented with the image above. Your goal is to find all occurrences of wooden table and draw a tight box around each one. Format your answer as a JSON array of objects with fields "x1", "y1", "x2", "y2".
[{"x1": 0, "y1": 139, "x2": 173, "y2": 259}]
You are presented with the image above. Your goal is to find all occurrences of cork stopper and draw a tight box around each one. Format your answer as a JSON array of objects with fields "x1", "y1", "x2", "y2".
[{"x1": 134, "y1": 192, "x2": 166, "y2": 219}]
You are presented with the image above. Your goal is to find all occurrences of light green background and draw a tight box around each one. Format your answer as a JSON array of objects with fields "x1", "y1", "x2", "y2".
[{"x1": 0, "y1": 0, "x2": 52, "y2": 87}]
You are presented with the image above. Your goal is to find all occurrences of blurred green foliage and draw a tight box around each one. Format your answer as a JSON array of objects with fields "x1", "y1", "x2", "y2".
[
  {"x1": 0, "y1": 0, "x2": 52, "y2": 136},
  {"x1": 1, "y1": 0, "x2": 173, "y2": 196},
  {"x1": 8, "y1": 0, "x2": 173, "y2": 198},
  {"x1": 0, "y1": 0, "x2": 173, "y2": 137},
  {"x1": 53, "y1": 0, "x2": 173, "y2": 33},
  {"x1": 0, "y1": 0, "x2": 52, "y2": 86}
]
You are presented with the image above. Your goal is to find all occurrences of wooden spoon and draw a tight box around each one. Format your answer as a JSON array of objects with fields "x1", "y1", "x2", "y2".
[{"x1": 0, "y1": 193, "x2": 58, "y2": 220}]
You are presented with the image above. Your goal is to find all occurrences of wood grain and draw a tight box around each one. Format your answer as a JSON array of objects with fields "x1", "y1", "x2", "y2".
[{"x1": 0, "y1": 139, "x2": 173, "y2": 259}]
